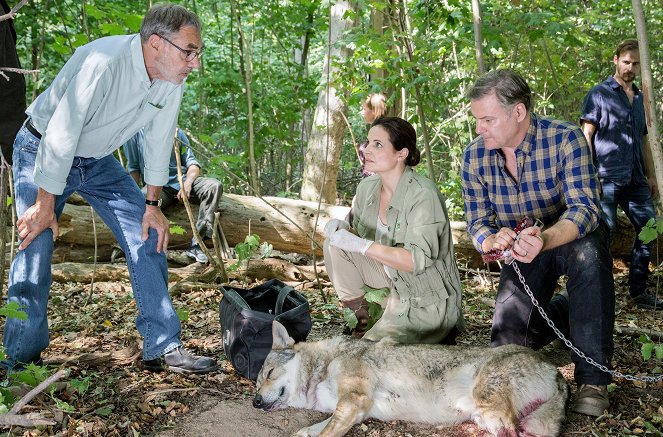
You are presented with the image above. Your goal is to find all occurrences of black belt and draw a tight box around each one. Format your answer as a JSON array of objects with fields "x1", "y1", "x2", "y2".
[{"x1": 26, "y1": 119, "x2": 42, "y2": 139}]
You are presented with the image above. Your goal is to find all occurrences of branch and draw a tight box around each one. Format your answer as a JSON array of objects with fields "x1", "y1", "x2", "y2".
[
  {"x1": 0, "y1": 67, "x2": 40, "y2": 82},
  {"x1": 9, "y1": 369, "x2": 67, "y2": 414},
  {"x1": 0, "y1": 413, "x2": 56, "y2": 427},
  {"x1": 0, "y1": 0, "x2": 30, "y2": 22}
]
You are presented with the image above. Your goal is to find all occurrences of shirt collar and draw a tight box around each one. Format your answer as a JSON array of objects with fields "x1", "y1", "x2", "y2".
[
  {"x1": 514, "y1": 113, "x2": 537, "y2": 157},
  {"x1": 131, "y1": 34, "x2": 151, "y2": 87},
  {"x1": 607, "y1": 75, "x2": 641, "y2": 94}
]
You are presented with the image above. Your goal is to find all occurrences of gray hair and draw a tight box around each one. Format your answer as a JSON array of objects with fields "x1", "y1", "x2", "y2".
[
  {"x1": 467, "y1": 69, "x2": 532, "y2": 112},
  {"x1": 140, "y1": 3, "x2": 201, "y2": 43}
]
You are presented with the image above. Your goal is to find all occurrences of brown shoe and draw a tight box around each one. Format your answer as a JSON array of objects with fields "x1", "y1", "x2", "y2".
[{"x1": 572, "y1": 384, "x2": 609, "y2": 417}]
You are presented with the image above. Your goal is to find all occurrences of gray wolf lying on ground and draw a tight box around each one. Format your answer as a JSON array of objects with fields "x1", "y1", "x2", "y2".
[{"x1": 253, "y1": 321, "x2": 568, "y2": 437}]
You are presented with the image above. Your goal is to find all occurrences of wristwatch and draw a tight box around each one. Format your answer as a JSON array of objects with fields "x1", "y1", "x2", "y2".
[{"x1": 145, "y1": 198, "x2": 162, "y2": 207}]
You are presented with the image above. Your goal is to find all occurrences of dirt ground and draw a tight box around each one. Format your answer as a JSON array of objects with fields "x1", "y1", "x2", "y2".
[{"x1": 2, "y1": 257, "x2": 663, "y2": 436}]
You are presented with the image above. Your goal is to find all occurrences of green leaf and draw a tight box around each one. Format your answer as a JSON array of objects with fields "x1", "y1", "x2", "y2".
[
  {"x1": 639, "y1": 226, "x2": 658, "y2": 244},
  {"x1": 176, "y1": 308, "x2": 190, "y2": 322},
  {"x1": 367, "y1": 302, "x2": 384, "y2": 329},
  {"x1": 362, "y1": 285, "x2": 389, "y2": 304},
  {"x1": 5, "y1": 196, "x2": 12, "y2": 207},
  {"x1": 99, "y1": 23, "x2": 126, "y2": 36},
  {"x1": 642, "y1": 342, "x2": 654, "y2": 361},
  {"x1": 11, "y1": 364, "x2": 50, "y2": 387},
  {"x1": 95, "y1": 405, "x2": 114, "y2": 416},
  {"x1": 343, "y1": 307, "x2": 358, "y2": 330},
  {"x1": 69, "y1": 377, "x2": 91, "y2": 395},
  {"x1": 53, "y1": 397, "x2": 75, "y2": 413},
  {"x1": 655, "y1": 344, "x2": 663, "y2": 360},
  {"x1": 0, "y1": 302, "x2": 28, "y2": 320},
  {"x1": 169, "y1": 225, "x2": 186, "y2": 235}
]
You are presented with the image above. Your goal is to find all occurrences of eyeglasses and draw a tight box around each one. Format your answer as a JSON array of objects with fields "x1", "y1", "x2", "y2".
[{"x1": 157, "y1": 34, "x2": 204, "y2": 62}]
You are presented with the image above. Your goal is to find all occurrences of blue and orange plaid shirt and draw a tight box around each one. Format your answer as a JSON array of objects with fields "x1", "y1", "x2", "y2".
[{"x1": 461, "y1": 113, "x2": 601, "y2": 253}]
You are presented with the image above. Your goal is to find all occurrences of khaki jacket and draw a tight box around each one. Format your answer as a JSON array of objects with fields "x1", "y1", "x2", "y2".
[{"x1": 351, "y1": 167, "x2": 465, "y2": 343}]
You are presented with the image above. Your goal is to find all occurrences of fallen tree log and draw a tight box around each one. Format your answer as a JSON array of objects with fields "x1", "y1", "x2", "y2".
[
  {"x1": 51, "y1": 194, "x2": 652, "y2": 269},
  {"x1": 51, "y1": 258, "x2": 328, "y2": 285}
]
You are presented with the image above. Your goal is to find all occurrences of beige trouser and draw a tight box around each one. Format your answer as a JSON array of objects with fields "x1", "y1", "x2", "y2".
[
  {"x1": 324, "y1": 240, "x2": 448, "y2": 343},
  {"x1": 323, "y1": 238, "x2": 392, "y2": 301}
]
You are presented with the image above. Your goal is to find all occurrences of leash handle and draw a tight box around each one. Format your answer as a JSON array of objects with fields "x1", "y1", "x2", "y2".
[{"x1": 482, "y1": 216, "x2": 540, "y2": 263}]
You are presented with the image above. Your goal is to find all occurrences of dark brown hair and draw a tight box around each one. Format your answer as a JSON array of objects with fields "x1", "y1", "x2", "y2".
[
  {"x1": 615, "y1": 39, "x2": 638, "y2": 57},
  {"x1": 371, "y1": 117, "x2": 421, "y2": 167}
]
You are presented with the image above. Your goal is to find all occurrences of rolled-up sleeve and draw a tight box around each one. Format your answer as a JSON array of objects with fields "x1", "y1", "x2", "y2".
[
  {"x1": 401, "y1": 188, "x2": 446, "y2": 275},
  {"x1": 580, "y1": 89, "x2": 600, "y2": 126},
  {"x1": 558, "y1": 128, "x2": 601, "y2": 238}
]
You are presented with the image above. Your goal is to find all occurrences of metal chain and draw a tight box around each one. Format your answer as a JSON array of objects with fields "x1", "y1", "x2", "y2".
[{"x1": 511, "y1": 261, "x2": 663, "y2": 383}]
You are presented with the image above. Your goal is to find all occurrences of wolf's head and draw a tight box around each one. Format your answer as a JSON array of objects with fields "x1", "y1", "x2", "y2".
[{"x1": 253, "y1": 321, "x2": 299, "y2": 411}]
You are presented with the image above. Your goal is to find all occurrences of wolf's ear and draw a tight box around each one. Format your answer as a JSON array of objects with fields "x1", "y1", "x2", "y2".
[{"x1": 272, "y1": 321, "x2": 295, "y2": 350}]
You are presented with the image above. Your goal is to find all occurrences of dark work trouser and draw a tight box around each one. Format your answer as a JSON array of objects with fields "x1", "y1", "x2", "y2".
[{"x1": 491, "y1": 221, "x2": 614, "y2": 385}]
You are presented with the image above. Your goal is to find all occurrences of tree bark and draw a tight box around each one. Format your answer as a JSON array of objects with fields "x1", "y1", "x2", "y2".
[
  {"x1": 632, "y1": 0, "x2": 663, "y2": 204},
  {"x1": 50, "y1": 195, "x2": 646, "y2": 269},
  {"x1": 471, "y1": 0, "x2": 485, "y2": 75},
  {"x1": 231, "y1": 0, "x2": 260, "y2": 196},
  {"x1": 299, "y1": 0, "x2": 357, "y2": 203}
]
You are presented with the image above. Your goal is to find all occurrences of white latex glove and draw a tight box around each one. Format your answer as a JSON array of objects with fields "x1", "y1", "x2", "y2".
[
  {"x1": 323, "y1": 218, "x2": 350, "y2": 238},
  {"x1": 329, "y1": 229, "x2": 373, "y2": 255}
]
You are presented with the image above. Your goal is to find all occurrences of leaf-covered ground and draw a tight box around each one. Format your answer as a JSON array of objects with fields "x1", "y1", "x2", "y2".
[{"x1": 1, "y1": 257, "x2": 663, "y2": 436}]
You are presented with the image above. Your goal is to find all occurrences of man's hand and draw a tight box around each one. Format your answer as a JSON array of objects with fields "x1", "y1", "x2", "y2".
[
  {"x1": 17, "y1": 189, "x2": 58, "y2": 250},
  {"x1": 482, "y1": 226, "x2": 517, "y2": 253},
  {"x1": 177, "y1": 178, "x2": 195, "y2": 202},
  {"x1": 510, "y1": 226, "x2": 545, "y2": 264},
  {"x1": 142, "y1": 205, "x2": 170, "y2": 253}
]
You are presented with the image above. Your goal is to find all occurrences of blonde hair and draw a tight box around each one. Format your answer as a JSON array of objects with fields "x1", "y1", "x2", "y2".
[{"x1": 364, "y1": 93, "x2": 387, "y2": 120}]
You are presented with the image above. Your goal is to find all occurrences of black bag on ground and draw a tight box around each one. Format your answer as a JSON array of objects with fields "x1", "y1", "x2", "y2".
[{"x1": 219, "y1": 279, "x2": 312, "y2": 380}]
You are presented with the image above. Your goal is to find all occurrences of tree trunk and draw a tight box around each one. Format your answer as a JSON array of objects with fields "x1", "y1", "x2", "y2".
[
  {"x1": 632, "y1": 0, "x2": 663, "y2": 205},
  {"x1": 231, "y1": 0, "x2": 260, "y2": 196},
  {"x1": 299, "y1": 0, "x2": 357, "y2": 203},
  {"x1": 471, "y1": 0, "x2": 486, "y2": 75},
  {"x1": 49, "y1": 196, "x2": 645, "y2": 269}
]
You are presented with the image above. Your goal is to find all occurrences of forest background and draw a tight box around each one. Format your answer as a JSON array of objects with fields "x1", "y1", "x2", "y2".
[
  {"x1": 12, "y1": 0, "x2": 662, "y2": 217},
  {"x1": 2, "y1": 1, "x2": 663, "y2": 435}
]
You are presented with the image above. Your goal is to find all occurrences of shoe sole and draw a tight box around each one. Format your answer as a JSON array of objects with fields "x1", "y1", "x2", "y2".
[
  {"x1": 571, "y1": 404, "x2": 608, "y2": 417},
  {"x1": 144, "y1": 363, "x2": 219, "y2": 374}
]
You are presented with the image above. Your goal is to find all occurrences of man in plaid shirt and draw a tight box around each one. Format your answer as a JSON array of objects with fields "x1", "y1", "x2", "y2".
[{"x1": 461, "y1": 70, "x2": 614, "y2": 417}]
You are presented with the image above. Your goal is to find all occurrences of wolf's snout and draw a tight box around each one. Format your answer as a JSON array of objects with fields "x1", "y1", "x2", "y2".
[{"x1": 252, "y1": 394, "x2": 264, "y2": 409}]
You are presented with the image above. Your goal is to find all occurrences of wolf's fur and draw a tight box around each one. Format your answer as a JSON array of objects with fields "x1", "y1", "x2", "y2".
[{"x1": 253, "y1": 321, "x2": 568, "y2": 437}]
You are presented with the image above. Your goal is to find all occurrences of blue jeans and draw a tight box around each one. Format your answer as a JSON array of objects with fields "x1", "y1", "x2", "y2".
[
  {"x1": 600, "y1": 179, "x2": 655, "y2": 298},
  {"x1": 2, "y1": 126, "x2": 182, "y2": 370},
  {"x1": 491, "y1": 222, "x2": 615, "y2": 385}
]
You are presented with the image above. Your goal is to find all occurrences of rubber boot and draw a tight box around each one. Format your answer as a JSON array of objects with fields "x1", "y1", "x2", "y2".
[{"x1": 342, "y1": 297, "x2": 369, "y2": 338}]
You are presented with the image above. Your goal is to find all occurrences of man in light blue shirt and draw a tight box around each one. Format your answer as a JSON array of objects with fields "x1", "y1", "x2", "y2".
[
  {"x1": 3, "y1": 4, "x2": 217, "y2": 374},
  {"x1": 124, "y1": 128, "x2": 223, "y2": 264}
]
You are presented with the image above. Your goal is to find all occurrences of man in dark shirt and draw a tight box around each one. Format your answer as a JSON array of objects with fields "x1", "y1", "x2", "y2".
[
  {"x1": 581, "y1": 39, "x2": 662, "y2": 310},
  {"x1": 0, "y1": 0, "x2": 27, "y2": 164}
]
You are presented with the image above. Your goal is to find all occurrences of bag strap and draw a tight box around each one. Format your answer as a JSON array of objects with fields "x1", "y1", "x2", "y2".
[{"x1": 275, "y1": 283, "x2": 296, "y2": 315}]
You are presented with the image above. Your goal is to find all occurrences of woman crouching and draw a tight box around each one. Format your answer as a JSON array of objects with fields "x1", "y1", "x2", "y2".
[{"x1": 324, "y1": 117, "x2": 464, "y2": 343}]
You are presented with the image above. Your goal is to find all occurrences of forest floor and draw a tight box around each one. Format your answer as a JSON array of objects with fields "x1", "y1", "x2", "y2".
[{"x1": 1, "y1": 256, "x2": 663, "y2": 437}]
